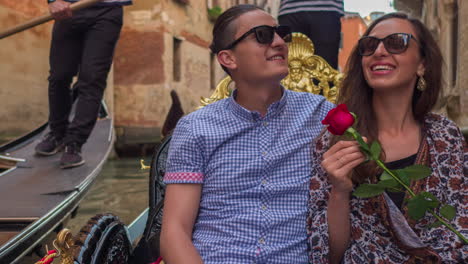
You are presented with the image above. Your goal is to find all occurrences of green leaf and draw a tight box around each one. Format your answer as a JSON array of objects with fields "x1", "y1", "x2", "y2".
[
  {"x1": 353, "y1": 184, "x2": 385, "y2": 198},
  {"x1": 440, "y1": 204, "x2": 456, "y2": 220},
  {"x1": 370, "y1": 141, "x2": 381, "y2": 160},
  {"x1": 347, "y1": 128, "x2": 370, "y2": 152},
  {"x1": 407, "y1": 195, "x2": 430, "y2": 220},
  {"x1": 207, "y1": 6, "x2": 222, "y2": 15},
  {"x1": 380, "y1": 171, "x2": 393, "y2": 181},
  {"x1": 420, "y1": 192, "x2": 440, "y2": 209},
  {"x1": 401, "y1": 165, "x2": 431, "y2": 181},
  {"x1": 380, "y1": 171, "x2": 404, "y2": 191},
  {"x1": 387, "y1": 187, "x2": 404, "y2": 193},
  {"x1": 395, "y1": 169, "x2": 411, "y2": 186},
  {"x1": 377, "y1": 178, "x2": 400, "y2": 188},
  {"x1": 428, "y1": 220, "x2": 443, "y2": 228},
  {"x1": 207, "y1": 6, "x2": 223, "y2": 20},
  {"x1": 420, "y1": 191, "x2": 437, "y2": 199}
]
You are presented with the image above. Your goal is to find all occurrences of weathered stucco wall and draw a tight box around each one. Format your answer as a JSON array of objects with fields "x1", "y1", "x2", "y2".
[
  {"x1": 113, "y1": 0, "x2": 227, "y2": 146},
  {"x1": 394, "y1": 0, "x2": 468, "y2": 129},
  {"x1": 455, "y1": 0, "x2": 468, "y2": 128},
  {"x1": 0, "y1": 1, "x2": 51, "y2": 138}
]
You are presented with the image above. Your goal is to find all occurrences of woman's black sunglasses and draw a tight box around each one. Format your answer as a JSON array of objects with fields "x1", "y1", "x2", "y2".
[
  {"x1": 358, "y1": 33, "x2": 419, "y2": 56},
  {"x1": 222, "y1": 25, "x2": 292, "y2": 51}
]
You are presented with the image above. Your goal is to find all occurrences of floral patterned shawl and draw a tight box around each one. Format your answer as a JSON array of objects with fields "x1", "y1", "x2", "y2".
[{"x1": 307, "y1": 113, "x2": 467, "y2": 263}]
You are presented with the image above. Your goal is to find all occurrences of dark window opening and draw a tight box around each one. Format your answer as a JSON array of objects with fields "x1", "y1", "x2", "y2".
[{"x1": 173, "y1": 37, "x2": 182, "y2": 82}]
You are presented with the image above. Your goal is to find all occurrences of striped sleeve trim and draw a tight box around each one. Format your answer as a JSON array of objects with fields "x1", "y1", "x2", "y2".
[{"x1": 164, "y1": 172, "x2": 204, "y2": 183}]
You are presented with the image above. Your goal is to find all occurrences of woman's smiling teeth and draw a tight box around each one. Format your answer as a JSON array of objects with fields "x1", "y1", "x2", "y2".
[{"x1": 372, "y1": 65, "x2": 395, "y2": 71}]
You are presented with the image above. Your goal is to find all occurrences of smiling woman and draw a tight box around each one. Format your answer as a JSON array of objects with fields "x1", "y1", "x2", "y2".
[
  {"x1": 307, "y1": 12, "x2": 467, "y2": 264},
  {"x1": 361, "y1": 18, "x2": 425, "y2": 98}
]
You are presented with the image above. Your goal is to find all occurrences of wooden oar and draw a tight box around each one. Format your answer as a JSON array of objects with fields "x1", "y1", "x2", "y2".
[{"x1": 0, "y1": 0, "x2": 102, "y2": 40}]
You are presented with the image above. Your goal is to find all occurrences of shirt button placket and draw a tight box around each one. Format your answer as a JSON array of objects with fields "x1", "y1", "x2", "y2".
[
  {"x1": 259, "y1": 117, "x2": 271, "y2": 262},
  {"x1": 258, "y1": 117, "x2": 269, "y2": 159}
]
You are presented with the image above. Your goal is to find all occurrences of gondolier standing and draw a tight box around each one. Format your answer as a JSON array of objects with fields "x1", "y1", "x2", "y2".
[
  {"x1": 35, "y1": 0, "x2": 132, "y2": 168},
  {"x1": 278, "y1": 0, "x2": 344, "y2": 69}
]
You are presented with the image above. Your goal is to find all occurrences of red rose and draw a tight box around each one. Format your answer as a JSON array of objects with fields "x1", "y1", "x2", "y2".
[{"x1": 322, "y1": 104, "x2": 355, "y2": 135}]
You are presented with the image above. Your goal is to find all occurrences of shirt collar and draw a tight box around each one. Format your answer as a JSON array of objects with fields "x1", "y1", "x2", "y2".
[{"x1": 227, "y1": 87, "x2": 288, "y2": 122}]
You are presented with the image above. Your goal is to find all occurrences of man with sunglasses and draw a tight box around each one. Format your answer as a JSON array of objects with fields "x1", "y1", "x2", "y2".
[{"x1": 160, "y1": 5, "x2": 334, "y2": 264}]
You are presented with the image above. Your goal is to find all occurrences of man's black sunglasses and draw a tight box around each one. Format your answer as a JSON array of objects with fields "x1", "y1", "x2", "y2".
[
  {"x1": 358, "y1": 33, "x2": 419, "y2": 56},
  {"x1": 222, "y1": 25, "x2": 292, "y2": 51}
]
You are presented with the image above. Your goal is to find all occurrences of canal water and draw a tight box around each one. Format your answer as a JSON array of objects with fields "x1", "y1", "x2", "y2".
[{"x1": 66, "y1": 156, "x2": 150, "y2": 233}]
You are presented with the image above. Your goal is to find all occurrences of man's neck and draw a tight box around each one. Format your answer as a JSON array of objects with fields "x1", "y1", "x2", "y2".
[{"x1": 234, "y1": 82, "x2": 283, "y2": 117}]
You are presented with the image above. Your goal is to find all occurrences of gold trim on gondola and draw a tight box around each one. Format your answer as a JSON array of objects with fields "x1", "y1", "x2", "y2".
[{"x1": 140, "y1": 159, "x2": 151, "y2": 170}]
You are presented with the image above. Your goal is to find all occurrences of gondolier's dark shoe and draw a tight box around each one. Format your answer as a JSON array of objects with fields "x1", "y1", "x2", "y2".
[
  {"x1": 60, "y1": 142, "x2": 85, "y2": 169},
  {"x1": 35, "y1": 132, "x2": 64, "y2": 156}
]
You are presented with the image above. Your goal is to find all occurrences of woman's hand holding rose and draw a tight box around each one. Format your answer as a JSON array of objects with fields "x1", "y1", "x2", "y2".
[{"x1": 322, "y1": 141, "x2": 367, "y2": 193}]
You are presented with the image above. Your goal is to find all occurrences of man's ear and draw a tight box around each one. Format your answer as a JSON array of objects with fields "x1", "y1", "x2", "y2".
[{"x1": 217, "y1": 50, "x2": 237, "y2": 71}]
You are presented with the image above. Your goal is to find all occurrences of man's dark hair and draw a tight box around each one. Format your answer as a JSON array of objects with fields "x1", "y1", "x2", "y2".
[{"x1": 210, "y1": 4, "x2": 263, "y2": 74}]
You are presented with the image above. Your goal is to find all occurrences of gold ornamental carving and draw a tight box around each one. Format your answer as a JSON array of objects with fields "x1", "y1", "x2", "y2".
[{"x1": 200, "y1": 32, "x2": 343, "y2": 107}]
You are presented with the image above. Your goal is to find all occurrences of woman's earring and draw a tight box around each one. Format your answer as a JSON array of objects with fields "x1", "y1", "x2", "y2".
[{"x1": 417, "y1": 75, "x2": 426, "y2": 91}]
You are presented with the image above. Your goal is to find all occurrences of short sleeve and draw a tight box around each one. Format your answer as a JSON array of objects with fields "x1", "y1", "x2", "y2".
[{"x1": 164, "y1": 117, "x2": 205, "y2": 184}]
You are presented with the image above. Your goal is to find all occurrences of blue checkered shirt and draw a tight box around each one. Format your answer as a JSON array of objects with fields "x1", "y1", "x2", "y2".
[{"x1": 164, "y1": 89, "x2": 334, "y2": 263}]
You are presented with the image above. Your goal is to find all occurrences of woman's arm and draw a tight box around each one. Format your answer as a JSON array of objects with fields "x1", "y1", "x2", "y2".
[
  {"x1": 160, "y1": 184, "x2": 203, "y2": 264},
  {"x1": 327, "y1": 188, "x2": 351, "y2": 264},
  {"x1": 321, "y1": 140, "x2": 366, "y2": 263}
]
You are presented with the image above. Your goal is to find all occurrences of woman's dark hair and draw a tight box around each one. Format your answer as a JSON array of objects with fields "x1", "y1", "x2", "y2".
[
  {"x1": 337, "y1": 12, "x2": 443, "y2": 183},
  {"x1": 210, "y1": 4, "x2": 263, "y2": 74}
]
